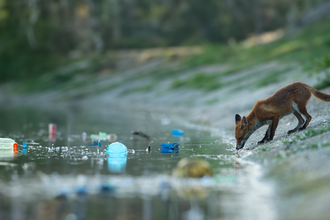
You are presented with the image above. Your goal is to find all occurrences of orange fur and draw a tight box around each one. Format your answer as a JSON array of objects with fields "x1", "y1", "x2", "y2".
[{"x1": 235, "y1": 82, "x2": 330, "y2": 150}]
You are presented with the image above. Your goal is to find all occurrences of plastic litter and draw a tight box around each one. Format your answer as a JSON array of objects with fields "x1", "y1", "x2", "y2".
[
  {"x1": 82, "y1": 132, "x2": 87, "y2": 142},
  {"x1": 171, "y1": 129, "x2": 184, "y2": 136},
  {"x1": 88, "y1": 140, "x2": 100, "y2": 146},
  {"x1": 105, "y1": 142, "x2": 127, "y2": 172},
  {"x1": 160, "y1": 143, "x2": 179, "y2": 154},
  {"x1": 131, "y1": 131, "x2": 150, "y2": 139},
  {"x1": 107, "y1": 134, "x2": 118, "y2": 142},
  {"x1": 107, "y1": 157, "x2": 127, "y2": 173},
  {"x1": 0, "y1": 138, "x2": 18, "y2": 152},
  {"x1": 49, "y1": 123, "x2": 56, "y2": 142},
  {"x1": 99, "y1": 132, "x2": 107, "y2": 140},
  {"x1": 105, "y1": 142, "x2": 127, "y2": 157},
  {"x1": 90, "y1": 132, "x2": 117, "y2": 142}
]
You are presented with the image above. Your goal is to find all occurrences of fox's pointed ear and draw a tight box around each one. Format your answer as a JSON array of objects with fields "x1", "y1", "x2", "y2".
[
  {"x1": 241, "y1": 116, "x2": 248, "y2": 128},
  {"x1": 235, "y1": 114, "x2": 241, "y2": 125}
]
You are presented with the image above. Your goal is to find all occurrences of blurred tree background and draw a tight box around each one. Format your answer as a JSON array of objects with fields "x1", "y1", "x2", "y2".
[{"x1": 0, "y1": 0, "x2": 329, "y2": 82}]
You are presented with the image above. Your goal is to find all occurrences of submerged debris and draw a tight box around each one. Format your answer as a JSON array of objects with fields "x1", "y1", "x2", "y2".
[
  {"x1": 131, "y1": 131, "x2": 150, "y2": 139},
  {"x1": 173, "y1": 158, "x2": 213, "y2": 178}
]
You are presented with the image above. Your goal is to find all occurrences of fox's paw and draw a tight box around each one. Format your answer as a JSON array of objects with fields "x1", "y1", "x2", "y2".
[
  {"x1": 287, "y1": 129, "x2": 296, "y2": 134},
  {"x1": 258, "y1": 139, "x2": 272, "y2": 144},
  {"x1": 257, "y1": 140, "x2": 265, "y2": 145}
]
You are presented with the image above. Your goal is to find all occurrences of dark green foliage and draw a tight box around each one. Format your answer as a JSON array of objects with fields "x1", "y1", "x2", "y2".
[{"x1": 1, "y1": 0, "x2": 330, "y2": 88}]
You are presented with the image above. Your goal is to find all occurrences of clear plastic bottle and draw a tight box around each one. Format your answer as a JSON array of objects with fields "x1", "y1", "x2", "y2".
[{"x1": 0, "y1": 138, "x2": 18, "y2": 152}]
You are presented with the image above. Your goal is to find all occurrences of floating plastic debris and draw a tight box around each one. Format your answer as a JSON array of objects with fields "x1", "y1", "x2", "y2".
[
  {"x1": 107, "y1": 134, "x2": 117, "y2": 142},
  {"x1": 90, "y1": 131, "x2": 112, "y2": 142},
  {"x1": 88, "y1": 140, "x2": 101, "y2": 147},
  {"x1": 172, "y1": 158, "x2": 213, "y2": 178},
  {"x1": 105, "y1": 142, "x2": 127, "y2": 157},
  {"x1": 127, "y1": 149, "x2": 135, "y2": 154},
  {"x1": 105, "y1": 142, "x2": 127, "y2": 173},
  {"x1": 82, "y1": 132, "x2": 87, "y2": 142},
  {"x1": 99, "y1": 131, "x2": 107, "y2": 140},
  {"x1": 107, "y1": 157, "x2": 127, "y2": 173},
  {"x1": 131, "y1": 131, "x2": 150, "y2": 139},
  {"x1": 171, "y1": 129, "x2": 184, "y2": 136},
  {"x1": 48, "y1": 123, "x2": 56, "y2": 142},
  {"x1": 0, "y1": 138, "x2": 18, "y2": 153},
  {"x1": 160, "y1": 143, "x2": 179, "y2": 154}
]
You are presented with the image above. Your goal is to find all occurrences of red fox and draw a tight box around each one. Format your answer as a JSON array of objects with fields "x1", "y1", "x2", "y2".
[{"x1": 235, "y1": 82, "x2": 330, "y2": 150}]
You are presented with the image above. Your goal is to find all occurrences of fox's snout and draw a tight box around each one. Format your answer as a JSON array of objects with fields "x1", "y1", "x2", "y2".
[{"x1": 236, "y1": 142, "x2": 245, "y2": 150}]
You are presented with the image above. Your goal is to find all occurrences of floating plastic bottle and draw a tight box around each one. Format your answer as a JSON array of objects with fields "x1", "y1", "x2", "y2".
[
  {"x1": 49, "y1": 123, "x2": 57, "y2": 142},
  {"x1": 99, "y1": 132, "x2": 107, "y2": 140},
  {"x1": 90, "y1": 131, "x2": 108, "y2": 141},
  {"x1": 82, "y1": 132, "x2": 87, "y2": 142},
  {"x1": 105, "y1": 142, "x2": 127, "y2": 157},
  {"x1": 107, "y1": 134, "x2": 118, "y2": 142},
  {"x1": 0, "y1": 138, "x2": 18, "y2": 153},
  {"x1": 171, "y1": 129, "x2": 184, "y2": 136}
]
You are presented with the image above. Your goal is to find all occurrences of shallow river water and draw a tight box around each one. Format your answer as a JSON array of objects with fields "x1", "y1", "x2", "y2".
[{"x1": 0, "y1": 105, "x2": 276, "y2": 220}]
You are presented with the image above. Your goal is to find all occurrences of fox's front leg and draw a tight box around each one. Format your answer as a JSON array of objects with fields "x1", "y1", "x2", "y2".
[
  {"x1": 258, "y1": 116, "x2": 280, "y2": 144},
  {"x1": 258, "y1": 124, "x2": 272, "y2": 144}
]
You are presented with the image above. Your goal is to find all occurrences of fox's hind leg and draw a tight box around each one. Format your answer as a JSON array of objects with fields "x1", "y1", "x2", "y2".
[
  {"x1": 292, "y1": 101, "x2": 312, "y2": 131},
  {"x1": 287, "y1": 111, "x2": 305, "y2": 134},
  {"x1": 297, "y1": 106, "x2": 312, "y2": 131}
]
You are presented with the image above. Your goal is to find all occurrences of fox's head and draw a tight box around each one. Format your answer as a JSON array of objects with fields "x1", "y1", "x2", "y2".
[{"x1": 235, "y1": 114, "x2": 251, "y2": 150}]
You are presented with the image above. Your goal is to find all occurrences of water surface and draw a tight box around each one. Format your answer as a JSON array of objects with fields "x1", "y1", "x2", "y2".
[{"x1": 0, "y1": 105, "x2": 275, "y2": 220}]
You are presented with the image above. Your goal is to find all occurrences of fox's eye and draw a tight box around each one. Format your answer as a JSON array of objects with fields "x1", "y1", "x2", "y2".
[{"x1": 238, "y1": 137, "x2": 242, "y2": 140}]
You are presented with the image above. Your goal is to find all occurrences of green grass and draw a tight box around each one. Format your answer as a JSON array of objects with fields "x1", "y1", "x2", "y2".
[
  {"x1": 252, "y1": 66, "x2": 294, "y2": 89},
  {"x1": 171, "y1": 73, "x2": 222, "y2": 91},
  {"x1": 184, "y1": 21, "x2": 330, "y2": 78},
  {"x1": 282, "y1": 124, "x2": 330, "y2": 146},
  {"x1": 274, "y1": 125, "x2": 330, "y2": 158}
]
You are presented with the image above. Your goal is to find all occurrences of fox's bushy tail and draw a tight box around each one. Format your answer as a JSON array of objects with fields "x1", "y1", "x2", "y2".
[{"x1": 308, "y1": 86, "x2": 330, "y2": 102}]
